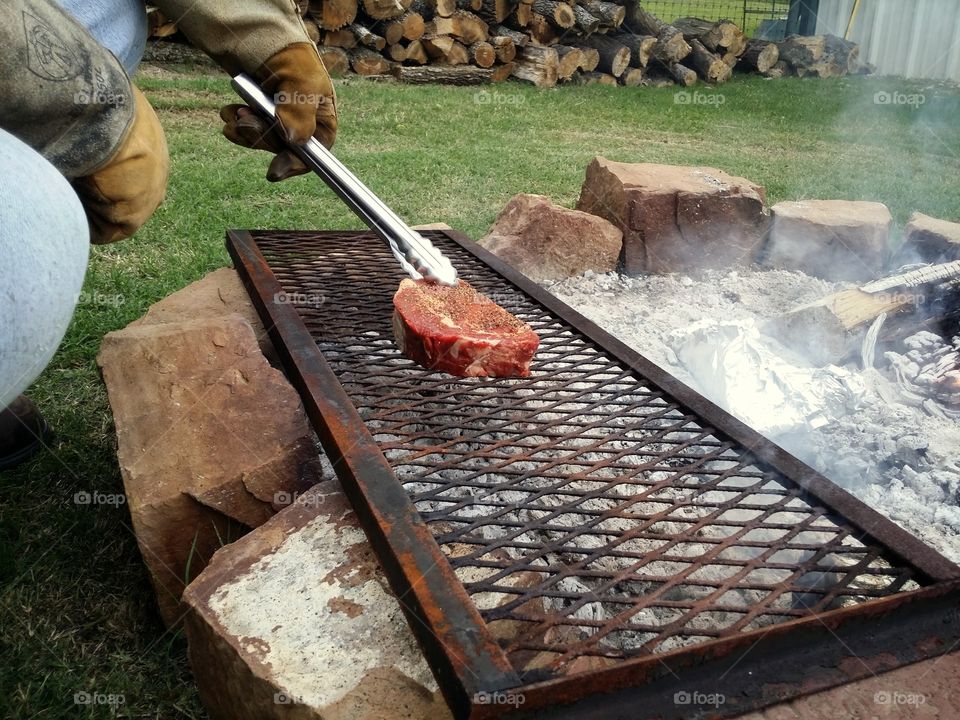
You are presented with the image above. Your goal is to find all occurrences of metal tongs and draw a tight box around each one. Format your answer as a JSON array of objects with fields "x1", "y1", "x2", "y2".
[{"x1": 231, "y1": 73, "x2": 458, "y2": 286}]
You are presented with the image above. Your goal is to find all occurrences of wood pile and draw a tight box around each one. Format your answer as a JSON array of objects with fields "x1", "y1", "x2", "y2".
[{"x1": 146, "y1": 3, "x2": 865, "y2": 87}]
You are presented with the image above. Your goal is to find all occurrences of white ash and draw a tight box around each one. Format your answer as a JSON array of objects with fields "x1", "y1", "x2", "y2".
[{"x1": 549, "y1": 267, "x2": 960, "y2": 563}]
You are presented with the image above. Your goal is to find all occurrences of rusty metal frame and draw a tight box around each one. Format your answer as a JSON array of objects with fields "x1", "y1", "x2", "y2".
[{"x1": 227, "y1": 229, "x2": 960, "y2": 720}]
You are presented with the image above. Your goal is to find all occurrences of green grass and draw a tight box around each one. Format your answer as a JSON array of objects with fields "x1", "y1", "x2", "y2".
[{"x1": 1, "y1": 66, "x2": 958, "y2": 719}]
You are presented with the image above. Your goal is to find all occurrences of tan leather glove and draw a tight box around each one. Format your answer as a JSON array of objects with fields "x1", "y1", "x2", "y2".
[
  {"x1": 220, "y1": 42, "x2": 337, "y2": 181},
  {"x1": 72, "y1": 87, "x2": 170, "y2": 244}
]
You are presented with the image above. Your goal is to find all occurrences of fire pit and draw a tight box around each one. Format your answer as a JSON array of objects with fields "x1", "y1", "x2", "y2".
[{"x1": 228, "y1": 229, "x2": 960, "y2": 720}]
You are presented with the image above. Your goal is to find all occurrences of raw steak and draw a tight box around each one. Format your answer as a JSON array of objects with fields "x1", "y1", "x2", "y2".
[{"x1": 392, "y1": 278, "x2": 539, "y2": 377}]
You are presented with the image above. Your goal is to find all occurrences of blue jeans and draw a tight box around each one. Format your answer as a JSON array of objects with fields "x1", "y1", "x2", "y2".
[{"x1": 0, "y1": 128, "x2": 90, "y2": 409}]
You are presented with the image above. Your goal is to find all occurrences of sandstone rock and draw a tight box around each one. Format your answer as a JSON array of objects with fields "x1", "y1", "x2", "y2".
[
  {"x1": 898, "y1": 212, "x2": 960, "y2": 264},
  {"x1": 130, "y1": 267, "x2": 275, "y2": 360},
  {"x1": 182, "y1": 481, "x2": 451, "y2": 720},
  {"x1": 764, "y1": 200, "x2": 892, "y2": 282},
  {"x1": 575, "y1": 158, "x2": 769, "y2": 275},
  {"x1": 478, "y1": 194, "x2": 623, "y2": 282},
  {"x1": 97, "y1": 315, "x2": 321, "y2": 626}
]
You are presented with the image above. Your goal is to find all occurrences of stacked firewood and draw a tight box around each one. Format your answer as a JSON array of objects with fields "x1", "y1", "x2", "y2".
[{"x1": 147, "y1": 2, "x2": 863, "y2": 87}]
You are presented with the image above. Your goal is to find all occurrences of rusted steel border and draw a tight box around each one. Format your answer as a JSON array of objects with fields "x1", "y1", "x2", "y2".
[
  {"x1": 227, "y1": 229, "x2": 960, "y2": 719},
  {"x1": 438, "y1": 229, "x2": 960, "y2": 585},
  {"x1": 227, "y1": 230, "x2": 521, "y2": 717}
]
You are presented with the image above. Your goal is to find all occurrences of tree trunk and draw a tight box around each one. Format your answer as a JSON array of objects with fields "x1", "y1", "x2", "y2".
[
  {"x1": 740, "y1": 38, "x2": 779, "y2": 73},
  {"x1": 309, "y1": 0, "x2": 358, "y2": 30},
  {"x1": 577, "y1": 34, "x2": 630, "y2": 77},
  {"x1": 683, "y1": 38, "x2": 731, "y2": 83}
]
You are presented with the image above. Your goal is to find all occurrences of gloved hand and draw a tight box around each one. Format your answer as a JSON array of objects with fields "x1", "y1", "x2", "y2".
[
  {"x1": 219, "y1": 42, "x2": 337, "y2": 181},
  {"x1": 72, "y1": 87, "x2": 170, "y2": 244}
]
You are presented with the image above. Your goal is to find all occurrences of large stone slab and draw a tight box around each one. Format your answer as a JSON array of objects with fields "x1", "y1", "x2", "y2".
[
  {"x1": 98, "y1": 314, "x2": 321, "y2": 626},
  {"x1": 898, "y1": 211, "x2": 960, "y2": 264},
  {"x1": 764, "y1": 200, "x2": 892, "y2": 281},
  {"x1": 478, "y1": 193, "x2": 622, "y2": 282},
  {"x1": 575, "y1": 157, "x2": 769, "y2": 275},
  {"x1": 182, "y1": 481, "x2": 451, "y2": 720}
]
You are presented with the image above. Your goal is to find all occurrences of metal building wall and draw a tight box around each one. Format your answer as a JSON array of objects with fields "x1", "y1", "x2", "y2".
[{"x1": 817, "y1": 0, "x2": 960, "y2": 80}]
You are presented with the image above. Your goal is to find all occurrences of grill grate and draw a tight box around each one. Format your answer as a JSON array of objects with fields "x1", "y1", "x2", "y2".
[{"x1": 230, "y1": 229, "x2": 960, "y2": 718}]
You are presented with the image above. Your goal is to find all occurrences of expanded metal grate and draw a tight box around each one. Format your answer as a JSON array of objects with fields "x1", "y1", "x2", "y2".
[{"x1": 230, "y1": 229, "x2": 960, "y2": 719}]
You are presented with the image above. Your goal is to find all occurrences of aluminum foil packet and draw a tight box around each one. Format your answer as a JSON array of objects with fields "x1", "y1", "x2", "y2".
[{"x1": 670, "y1": 319, "x2": 865, "y2": 438}]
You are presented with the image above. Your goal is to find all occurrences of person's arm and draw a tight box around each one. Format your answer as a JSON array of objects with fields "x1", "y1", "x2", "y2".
[{"x1": 152, "y1": 0, "x2": 337, "y2": 180}]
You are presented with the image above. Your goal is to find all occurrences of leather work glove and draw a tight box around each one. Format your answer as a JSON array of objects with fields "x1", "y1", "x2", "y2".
[
  {"x1": 72, "y1": 87, "x2": 170, "y2": 244},
  {"x1": 220, "y1": 43, "x2": 337, "y2": 181},
  {"x1": 152, "y1": 0, "x2": 338, "y2": 181}
]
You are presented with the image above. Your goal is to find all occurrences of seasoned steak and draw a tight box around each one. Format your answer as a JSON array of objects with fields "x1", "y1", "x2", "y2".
[{"x1": 392, "y1": 278, "x2": 539, "y2": 377}]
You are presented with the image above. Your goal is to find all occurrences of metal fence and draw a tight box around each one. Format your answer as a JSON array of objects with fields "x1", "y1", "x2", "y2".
[{"x1": 640, "y1": 0, "x2": 793, "y2": 36}]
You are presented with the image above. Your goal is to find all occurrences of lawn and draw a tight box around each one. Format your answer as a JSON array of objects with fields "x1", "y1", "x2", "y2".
[{"x1": 1, "y1": 64, "x2": 958, "y2": 719}]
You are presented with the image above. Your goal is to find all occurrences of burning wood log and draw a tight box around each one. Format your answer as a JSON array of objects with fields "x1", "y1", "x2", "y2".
[
  {"x1": 512, "y1": 44, "x2": 559, "y2": 86},
  {"x1": 309, "y1": 0, "x2": 359, "y2": 29},
  {"x1": 577, "y1": 34, "x2": 631, "y2": 77},
  {"x1": 684, "y1": 38, "x2": 732, "y2": 83},
  {"x1": 740, "y1": 38, "x2": 779, "y2": 73}
]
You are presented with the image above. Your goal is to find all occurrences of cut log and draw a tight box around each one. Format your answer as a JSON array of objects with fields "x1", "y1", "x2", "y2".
[
  {"x1": 348, "y1": 23, "x2": 387, "y2": 50},
  {"x1": 350, "y1": 46, "x2": 394, "y2": 74},
  {"x1": 404, "y1": 39, "x2": 429, "y2": 63},
  {"x1": 362, "y1": 0, "x2": 411, "y2": 20},
  {"x1": 625, "y1": 5, "x2": 691, "y2": 63},
  {"x1": 619, "y1": 67, "x2": 644, "y2": 85},
  {"x1": 582, "y1": 0, "x2": 624, "y2": 28},
  {"x1": 309, "y1": 0, "x2": 359, "y2": 30},
  {"x1": 387, "y1": 42, "x2": 408, "y2": 61},
  {"x1": 663, "y1": 60, "x2": 697, "y2": 86},
  {"x1": 515, "y1": 0, "x2": 534, "y2": 26},
  {"x1": 445, "y1": 39, "x2": 471, "y2": 64},
  {"x1": 433, "y1": 10, "x2": 489, "y2": 43},
  {"x1": 778, "y1": 34, "x2": 858, "y2": 77},
  {"x1": 399, "y1": 11, "x2": 426, "y2": 39},
  {"x1": 513, "y1": 44, "x2": 559, "y2": 87},
  {"x1": 673, "y1": 17, "x2": 745, "y2": 55},
  {"x1": 490, "y1": 35, "x2": 517, "y2": 62},
  {"x1": 303, "y1": 16, "x2": 321, "y2": 43},
  {"x1": 555, "y1": 45, "x2": 585, "y2": 80},
  {"x1": 532, "y1": 0, "x2": 575, "y2": 28},
  {"x1": 577, "y1": 71, "x2": 617, "y2": 85},
  {"x1": 684, "y1": 38, "x2": 732, "y2": 83},
  {"x1": 571, "y1": 4, "x2": 601, "y2": 33},
  {"x1": 422, "y1": 33, "x2": 455, "y2": 58},
  {"x1": 323, "y1": 28, "x2": 358, "y2": 48},
  {"x1": 468, "y1": 40, "x2": 497, "y2": 66},
  {"x1": 371, "y1": 18, "x2": 404, "y2": 43},
  {"x1": 456, "y1": 0, "x2": 483, "y2": 9},
  {"x1": 317, "y1": 46, "x2": 351, "y2": 75},
  {"x1": 478, "y1": 0, "x2": 515, "y2": 23},
  {"x1": 577, "y1": 46, "x2": 600, "y2": 71},
  {"x1": 428, "y1": 0, "x2": 457, "y2": 17},
  {"x1": 527, "y1": 13, "x2": 558, "y2": 44},
  {"x1": 577, "y1": 34, "x2": 631, "y2": 77},
  {"x1": 608, "y1": 32, "x2": 656, "y2": 67},
  {"x1": 764, "y1": 59, "x2": 790, "y2": 78},
  {"x1": 488, "y1": 24, "x2": 527, "y2": 46},
  {"x1": 491, "y1": 61, "x2": 516, "y2": 81},
  {"x1": 394, "y1": 64, "x2": 496, "y2": 83},
  {"x1": 740, "y1": 38, "x2": 779, "y2": 73}
]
